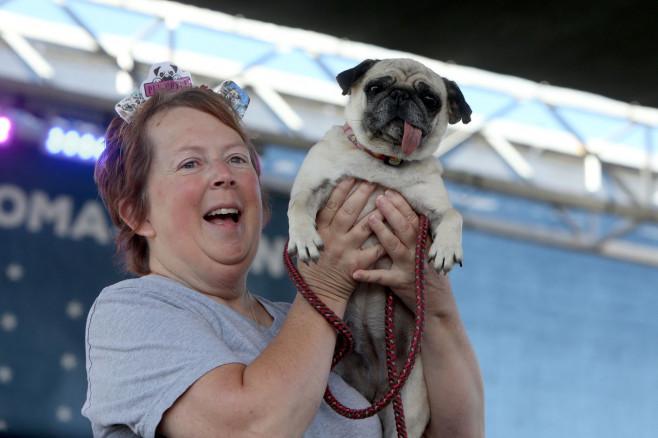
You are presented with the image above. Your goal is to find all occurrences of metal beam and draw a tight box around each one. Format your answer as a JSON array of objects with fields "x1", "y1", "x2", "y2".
[{"x1": 0, "y1": 0, "x2": 655, "y2": 266}]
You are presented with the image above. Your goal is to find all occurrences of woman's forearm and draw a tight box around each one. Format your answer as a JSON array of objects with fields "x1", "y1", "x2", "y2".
[
  {"x1": 239, "y1": 293, "x2": 347, "y2": 435},
  {"x1": 236, "y1": 178, "x2": 379, "y2": 436},
  {"x1": 421, "y1": 289, "x2": 484, "y2": 438}
]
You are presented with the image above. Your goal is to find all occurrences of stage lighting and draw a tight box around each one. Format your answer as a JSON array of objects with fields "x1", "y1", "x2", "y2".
[
  {"x1": 0, "y1": 116, "x2": 12, "y2": 145},
  {"x1": 44, "y1": 127, "x2": 104, "y2": 162}
]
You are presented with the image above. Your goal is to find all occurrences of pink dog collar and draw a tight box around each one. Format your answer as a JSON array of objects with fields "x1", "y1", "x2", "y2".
[{"x1": 344, "y1": 123, "x2": 402, "y2": 166}]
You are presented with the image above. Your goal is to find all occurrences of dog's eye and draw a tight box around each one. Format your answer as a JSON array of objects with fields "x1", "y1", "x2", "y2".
[
  {"x1": 422, "y1": 95, "x2": 438, "y2": 109},
  {"x1": 367, "y1": 84, "x2": 383, "y2": 95}
]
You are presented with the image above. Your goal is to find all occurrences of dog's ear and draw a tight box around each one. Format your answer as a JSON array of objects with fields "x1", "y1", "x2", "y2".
[
  {"x1": 171, "y1": 64, "x2": 178, "y2": 73},
  {"x1": 336, "y1": 59, "x2": 380, "y2": 96},
  {"x1": 154, "y1": 66, "x2": 161, "y2": 76},
  {"x1": 443, "y1": 78, "x2": 472, "y2": 124}
]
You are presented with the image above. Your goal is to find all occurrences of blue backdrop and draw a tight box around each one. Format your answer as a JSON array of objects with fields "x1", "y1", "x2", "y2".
[{"x1": 1, "y1": 144, "x2": 657, "y2": 437}]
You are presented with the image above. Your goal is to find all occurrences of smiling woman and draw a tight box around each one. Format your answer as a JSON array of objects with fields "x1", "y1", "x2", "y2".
[
  {"x1": 133, "y1": 106, "x2": 265, "y2": 294},
  {"x1": 96, "y1": 85, "x2": 268, "y2": 276},
  {"x1": 81, "y1": 63, "x2": 483, "y2": 438}
]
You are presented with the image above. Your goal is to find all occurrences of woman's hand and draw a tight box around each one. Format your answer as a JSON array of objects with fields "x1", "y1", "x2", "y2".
[
  {"x1": 352, "y1": 189, "x2": 456, "y2": 316},
  {"x1": 296, "y1": 178, "x2": 384, "y2": 312},
  {"x1": 351, "y1": 189, "x2": 424, "y2": 309}
]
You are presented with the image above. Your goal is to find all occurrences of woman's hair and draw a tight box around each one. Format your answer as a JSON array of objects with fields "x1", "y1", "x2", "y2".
[{"x1": 95, "y1": 86, "x2": 270, "y2": 275}]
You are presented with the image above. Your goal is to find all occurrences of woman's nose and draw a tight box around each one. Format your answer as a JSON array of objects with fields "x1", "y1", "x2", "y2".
[{"x1": 212, "y1": 161, "x2": 236, "y2": 187}]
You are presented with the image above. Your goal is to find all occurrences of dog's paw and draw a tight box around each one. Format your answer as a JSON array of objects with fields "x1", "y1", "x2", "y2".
[
  {"x1": 287, "y1": 227, "x2": 324, "y2": 263},
  {"x1": 427, "y1": 239, "x2": 463, "y2": 274}
]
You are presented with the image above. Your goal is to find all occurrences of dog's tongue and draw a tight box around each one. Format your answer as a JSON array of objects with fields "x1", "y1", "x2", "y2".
[{"x1": 402, "y1": 122, "x2": 422, "y2": 155}]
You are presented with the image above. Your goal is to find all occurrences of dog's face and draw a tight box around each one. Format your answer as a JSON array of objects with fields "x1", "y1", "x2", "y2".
[
  {"x1": 152, "y1": 64, "x2": 179, "y2": 82},
  {"x1": 337, "y1": 58, "x2": 472, "y2": 161}
]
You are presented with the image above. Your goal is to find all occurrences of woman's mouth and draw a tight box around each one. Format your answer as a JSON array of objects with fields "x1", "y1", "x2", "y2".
[{"x1": 204, "y1": 207, "x2": 240, "y2": 224}]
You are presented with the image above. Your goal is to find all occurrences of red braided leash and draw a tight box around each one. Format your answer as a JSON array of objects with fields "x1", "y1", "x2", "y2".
[{"x1": 283, "y1": 215, "x2": 430, "y2": 437}]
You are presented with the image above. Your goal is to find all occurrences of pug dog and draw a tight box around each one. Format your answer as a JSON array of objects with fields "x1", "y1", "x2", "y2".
[{"x1": 287, "y1": 58, "x2": 472, "y2": 437}]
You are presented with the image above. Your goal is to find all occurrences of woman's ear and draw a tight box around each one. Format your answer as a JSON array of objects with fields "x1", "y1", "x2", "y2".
[
  {"x1": 261, "y1": 210, "x2": 268, "y2": 230},
  {"x1": 261, "y1": 198, "x2": 271, "y2": 229},
  {"x1": 119, "y1": 200, "x2": 155, "y2": 238}
]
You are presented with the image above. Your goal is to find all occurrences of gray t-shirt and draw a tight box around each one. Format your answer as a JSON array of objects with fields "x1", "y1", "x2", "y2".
[{"x1": 82, "y1": 275, "x2": 381, "y2": 438}]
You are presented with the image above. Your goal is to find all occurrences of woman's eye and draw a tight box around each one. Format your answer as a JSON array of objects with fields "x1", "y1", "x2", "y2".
[
  {"x1": 229, "y1": 156, "x2": 248, "y2": 164},
  {"x1": 182, "y1": 161, "x2": 197, "y2": 169}
]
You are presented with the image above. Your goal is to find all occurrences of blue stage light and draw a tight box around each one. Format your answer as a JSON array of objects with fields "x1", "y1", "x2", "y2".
[
  {"x1": 45, "y1": 127, "x2": 65, "y2": 154},
  {"x1": 0, "y1": 116, "x2": 12, "y2": 145},
  {"x1": 44, "y1": 127, "x2": 104, "y2": 162}
]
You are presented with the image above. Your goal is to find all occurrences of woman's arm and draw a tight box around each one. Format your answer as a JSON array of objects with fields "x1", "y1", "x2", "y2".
[
  {"x1": 353, "y1": 189, "x2": 484, "y2": 438},
  {"x1": 159, "y1": 179, "x2": 384, "y2": 438},
  {"x1": 417, "y1": 274, "x2": 484, "y2": 438}
]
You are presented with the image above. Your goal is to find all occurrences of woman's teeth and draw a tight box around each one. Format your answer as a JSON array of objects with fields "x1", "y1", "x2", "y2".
[{"x1": 205, "y1": 208, "x2": 239, "y2": 223}]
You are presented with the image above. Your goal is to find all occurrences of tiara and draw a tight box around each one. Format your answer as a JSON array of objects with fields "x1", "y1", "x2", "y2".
[{"x1": 115, "y1": 61, "x2": 250, "y2": 123}]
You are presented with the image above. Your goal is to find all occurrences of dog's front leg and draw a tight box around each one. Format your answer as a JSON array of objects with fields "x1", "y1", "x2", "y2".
[
  {"x1": 287, "y1": 183, "x2": 333, "y2": 263},
  {"x1": 401, "y1": 174, "x2": 463, "y2": 274},
  {"x1": 430, "y1": 206, "x2": 463, "y2": 273}
]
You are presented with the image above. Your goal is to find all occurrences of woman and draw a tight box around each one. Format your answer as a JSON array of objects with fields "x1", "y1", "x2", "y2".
[{"x1": 83, "y1": 74, "x2": 483, "y2": 437}]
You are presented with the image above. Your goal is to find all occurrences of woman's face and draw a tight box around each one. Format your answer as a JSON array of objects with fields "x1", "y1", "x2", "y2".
[{"x1": 135, "y1": 106, "x2": 263, "y2": 292}]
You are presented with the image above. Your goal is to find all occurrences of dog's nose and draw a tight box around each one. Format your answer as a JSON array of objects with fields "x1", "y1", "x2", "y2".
[{"x1": 390, "y1": 89, "x2": 410, "y2": 105}]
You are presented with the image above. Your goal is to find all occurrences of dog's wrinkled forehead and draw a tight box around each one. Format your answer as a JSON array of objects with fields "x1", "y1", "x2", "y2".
[
  {"x1": 369, "y1": 59, "x2": 440, "y2": 84},
  {"x1": 337, "y1": 58, "x2": 447, "y2": 97}
]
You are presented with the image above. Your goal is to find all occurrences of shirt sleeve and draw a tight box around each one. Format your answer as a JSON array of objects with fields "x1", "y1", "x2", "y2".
[{"x1": 82, "y1": 284, "x2": 239, "y2": 438}]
